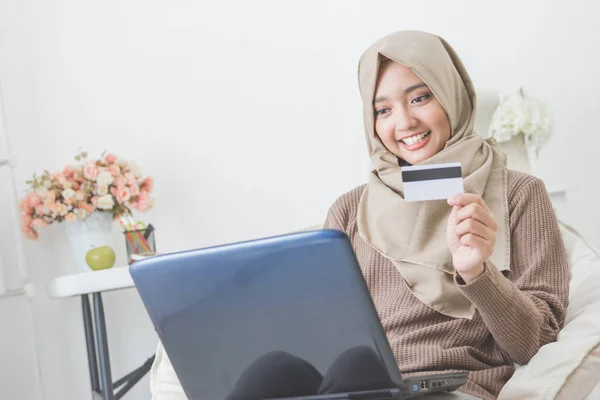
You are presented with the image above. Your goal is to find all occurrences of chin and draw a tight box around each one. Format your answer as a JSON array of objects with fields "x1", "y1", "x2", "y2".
[{"x1": 398, "y1": 152, "x2": 435, "y2": 166}]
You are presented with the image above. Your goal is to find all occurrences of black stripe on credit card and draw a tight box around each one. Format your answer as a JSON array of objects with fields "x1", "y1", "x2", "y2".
[{"x1": 402, "y1": 166, "x2": 462, "y2": 182}]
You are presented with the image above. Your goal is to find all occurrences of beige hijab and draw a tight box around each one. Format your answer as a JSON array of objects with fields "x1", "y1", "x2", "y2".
[{"x1": 356, "y1": 30, "x2": 510, "y2": 319}]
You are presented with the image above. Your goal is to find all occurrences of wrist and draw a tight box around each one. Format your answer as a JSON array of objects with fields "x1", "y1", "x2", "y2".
[{"x1": 457, "y1": 263, "x2": 485, "y2": 284}]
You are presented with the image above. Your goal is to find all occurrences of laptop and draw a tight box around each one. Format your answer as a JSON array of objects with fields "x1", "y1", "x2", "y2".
[{"x1": 130, "y1": 229, "x2": 468, "y2": 399}]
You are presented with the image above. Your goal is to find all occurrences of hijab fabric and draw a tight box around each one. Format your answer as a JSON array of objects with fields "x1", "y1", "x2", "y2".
[{"x1": 356, "y1": 31, "x2": 510, "y2": 319}]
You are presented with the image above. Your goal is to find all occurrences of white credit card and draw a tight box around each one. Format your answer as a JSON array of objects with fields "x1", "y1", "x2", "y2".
[{"x1": 401, "y1": 162, "x2": 464, "y2": 202}]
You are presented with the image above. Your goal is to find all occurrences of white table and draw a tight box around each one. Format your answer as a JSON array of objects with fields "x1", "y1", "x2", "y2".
[{"x1": 48, "y1": 266, "x2": 154, "y2": 400}]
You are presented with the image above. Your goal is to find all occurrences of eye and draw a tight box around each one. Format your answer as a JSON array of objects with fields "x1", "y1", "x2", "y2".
[
  {"x1": 375, "y1": 108, "x2": 390, "y2": 116},
  {"x1": 411, "y1": 94, "x2": 431, "y2": 104}
]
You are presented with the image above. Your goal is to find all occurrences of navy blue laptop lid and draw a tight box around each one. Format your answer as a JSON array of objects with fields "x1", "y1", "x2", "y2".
[{"x1": 130, "y1": 230, "x2": 405, "y2": 399}]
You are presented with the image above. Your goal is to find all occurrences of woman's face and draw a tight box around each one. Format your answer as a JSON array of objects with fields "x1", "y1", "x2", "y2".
[{"x1": 373, "y1": 60, "x2": 451, "y2": 165}]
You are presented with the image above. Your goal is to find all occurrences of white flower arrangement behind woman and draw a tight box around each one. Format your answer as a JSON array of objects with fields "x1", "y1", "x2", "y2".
[{"x1": 489, "y1": 88, "x2": 553, "y2": 158}]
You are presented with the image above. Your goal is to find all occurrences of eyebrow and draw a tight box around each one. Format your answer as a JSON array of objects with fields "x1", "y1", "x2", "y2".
[{"x1": 373, "y1": 82, "x2": 428, "y2": 105}]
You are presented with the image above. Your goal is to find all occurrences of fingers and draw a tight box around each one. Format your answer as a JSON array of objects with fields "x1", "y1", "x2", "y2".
[
  {"x1": 459, "y1": 233, "x2": 491, "y2": 250},
  {"x1": 455, "y1": 203, "x2": 497, "y2": 230},
  {"x1": 447, "y1": 193, "x2": 497, "y2": 261},
  {"x1": 448, "y1": 194, "x2": 497, "y2": 231},
  {"x1": 447, "y1": 193, "x2": 489, "y2": 210},
  {"x1": 455, "y1": 218, "x2": 494, "y2": 241}
]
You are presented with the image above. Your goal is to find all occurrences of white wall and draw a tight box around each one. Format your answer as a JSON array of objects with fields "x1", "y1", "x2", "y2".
[
  {"x1": 0, "y1": 294, "x2": 43, "y2": 400},
  {"x1": 1, "y1": 1, "x2": 599, "y2": 399}
]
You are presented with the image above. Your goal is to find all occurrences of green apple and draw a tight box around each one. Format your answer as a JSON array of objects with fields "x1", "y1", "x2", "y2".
[{"x1": 86, "y1": 245, "x2": 116, "y2": 270}]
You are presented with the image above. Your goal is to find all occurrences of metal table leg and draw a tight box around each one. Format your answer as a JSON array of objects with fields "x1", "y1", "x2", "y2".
[
  {"x1": 82, "y1": 295, "x2": 100, "y2": 394},
  {"x1": 93, "y1": 292, "x2": 115, "y2": 400},
  {"x1": 81, "y1": 292, "x2": 155, "y2": 399}
]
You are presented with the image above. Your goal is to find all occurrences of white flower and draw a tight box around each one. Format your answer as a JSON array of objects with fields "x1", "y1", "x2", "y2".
[
  {"x1": 97, "y1": 185, "x2": 109, "y2": 196},
  {"x1": 62, "y1": 188, "x2": 76, "y2": 200},
  {"x1": 57, "y1": 203, "x2": 69, "y2": 216},
  {"x1": 489, "y1": 89, "x2": 553, "y2": 157},
  {"x1": 75, "y1": 208, "x2": 88, "y2": 219},
  {"x1": 74, "y1": 191, "x2": 85, "y2": 201},
  {"x1": 97, "y1": 194, "x2": 115, "y2": 210},
  {"x1": 489, "y1": 92, "x2": 525, "y2": 143},
  {"x1": 96, "y1": 171, "x2": 114, "y2": 186}
]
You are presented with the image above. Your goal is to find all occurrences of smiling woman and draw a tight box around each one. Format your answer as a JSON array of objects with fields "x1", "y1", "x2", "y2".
[{"x1": 324, "y1": 30, "x2": 570, "y2": 400}]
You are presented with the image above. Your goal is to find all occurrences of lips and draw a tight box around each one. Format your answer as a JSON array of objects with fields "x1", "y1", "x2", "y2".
[
  {"x1": 400, "y1": 131, "x2": 431, "y2": 146},
  {"x1": 398, "y1": 130, "x2": 431, "y2": 151}
]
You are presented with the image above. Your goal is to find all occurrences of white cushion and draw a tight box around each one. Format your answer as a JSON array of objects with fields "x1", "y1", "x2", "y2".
[
  {"x1": 150, "y1": 341, "x2": 185, "y2": 399},
  {"x1": 498, "y1": 222, "x2": 600, "y2": 399}
]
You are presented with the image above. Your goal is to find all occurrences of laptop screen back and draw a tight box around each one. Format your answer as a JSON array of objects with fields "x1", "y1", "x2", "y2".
[{"x1": 131, "y1": 230, "x2": 403, "y2": 399}]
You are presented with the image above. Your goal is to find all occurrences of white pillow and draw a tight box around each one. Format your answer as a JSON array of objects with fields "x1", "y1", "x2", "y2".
[
  {"x1": 499, "y1": 222, "x2": 600, "y2": 400},
  {"x1": 150, "y1": 341, "x2": 186, "y2": 400}
]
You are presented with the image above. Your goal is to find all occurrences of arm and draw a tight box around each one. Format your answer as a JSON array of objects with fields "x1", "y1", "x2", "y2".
[{"x1": 457, "y1": 178, "x2": 569, "y2": 365}]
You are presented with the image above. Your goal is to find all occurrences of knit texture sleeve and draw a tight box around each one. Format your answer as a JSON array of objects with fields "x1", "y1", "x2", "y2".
[{"x1": 456, "y1": 176, "x2": 569, "y2": 365}]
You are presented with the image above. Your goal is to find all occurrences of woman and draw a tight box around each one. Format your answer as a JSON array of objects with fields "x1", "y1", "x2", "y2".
[{"x1": 323, "y1": 30, "x2": 569, "y2": 399}]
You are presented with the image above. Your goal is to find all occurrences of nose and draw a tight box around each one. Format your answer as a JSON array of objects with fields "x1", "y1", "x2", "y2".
[{"x1": 393, "y1": 104, "x2": 417, "y2": 132}]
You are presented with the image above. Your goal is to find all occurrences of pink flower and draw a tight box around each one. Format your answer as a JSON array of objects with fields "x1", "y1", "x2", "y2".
[
  {"x1": 124, "y1": 172, "x2": 136, "y2": 187},
  {"x1": 116, "y1": 186, "x2": 131, "y2": 204},
  {"x1": 114, "y1": 176, "x2": 125, "y2": 189},
  {"x1": 23, "y1": 227, "x2": 38, "y2": 240},
  {"x1": 32, "y1": 218, "x2": 48, "y2": 228},
  {"x1": 83, "y1": 162, "x2": 99, "y2": 181},
  {"x1": 79, "y1": 202, "x2": 95, "y2": 213},
  {"x1": 57, "y1": 174, "x2": 72, "y2": 189},
  {"x1": 140, "y1": 177, "x2": 154, "y2": 193},
  {"x1": 91, "y1": 196, "x2": 99, "y2": 207},
  {"x1": 21, "y1": 213, "x2": 33, "y2": 225},
  {"x1": 43, "y1": 200, "x2": 55, "y2": 213},
  {"x1": 34, "y1": 205, "x2": 45, "y2": 215},
  {"x1": 133, "y1": 191, "x2": 153, "y2": 212},
  {"x1": 129, "y1": 184, "x2": 140, "y2": 197},
  {"x1": 30, "y1": 193, "x2": 42, "y2": 207},
  {"x1": 64, "y1": 213, "x2": 76, "y2": 222},
  {"x1": 63, "y1": 165, "x2": 74, "y2": 178},
  {"x1": 108, "y1": 165, "x2": 120, "y2": 176},
  {"x1": 105, "y1": 153, "x2": 117, "y2": 164},
  {"x1": 43, "y1": 191, "x2": 58, "y2": 212},
  {"x1": 19, "y1": 198, "x2": 31, "y2": 212},
  {"x1": 45, "y1": 190, "x2": 56, "y2": 204}
]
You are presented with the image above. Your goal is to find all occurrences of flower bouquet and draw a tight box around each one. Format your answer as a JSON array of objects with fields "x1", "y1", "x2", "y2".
[{"x1": 19, "y1": 150, "x2": 154, "y2": 240}]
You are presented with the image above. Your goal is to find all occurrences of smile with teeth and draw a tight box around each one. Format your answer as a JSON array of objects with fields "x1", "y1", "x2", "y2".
[{"x1": 400, "y1": 131, "x2": 431, "y2": 146}]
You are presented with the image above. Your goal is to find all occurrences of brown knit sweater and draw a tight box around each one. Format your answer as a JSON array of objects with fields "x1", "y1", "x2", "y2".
[{"x1": 323, "y1": 170, "x2": 569, "y2": 400}]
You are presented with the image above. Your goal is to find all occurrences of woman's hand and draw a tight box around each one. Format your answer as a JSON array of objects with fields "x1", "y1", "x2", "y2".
[{"x1": 446, "y1": 193, "x2": 498, "y2": 283}]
